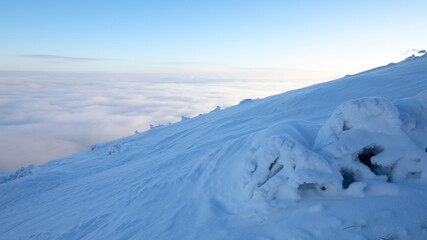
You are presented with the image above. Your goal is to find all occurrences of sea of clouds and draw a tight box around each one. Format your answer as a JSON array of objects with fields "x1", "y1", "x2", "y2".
[{"x1": 0, "y1": 71, "x2": 317, "y2": 171}]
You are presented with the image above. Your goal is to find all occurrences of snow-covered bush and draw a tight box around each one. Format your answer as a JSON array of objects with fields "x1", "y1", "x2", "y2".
[
  {"x1": 314, "y1": 92, "x2": 427, "y2": 185},
  {"x1": 0, "y1": 164, "x2": 36, "y2": 184},
  {"x1": 241, "y1": 91, "x2": 427, "y2": 208},
  {"x1": 239, "y1": 98, "x2": 253, "y2": 104},
  {"x1": 210, "y1": 106, "x2": 221, "y2": 113},
  {"x1": 241, "y1": 122, "x2": 341, "y2": 206}
]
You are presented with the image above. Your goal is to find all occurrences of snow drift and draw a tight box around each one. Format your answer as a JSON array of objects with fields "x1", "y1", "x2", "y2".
[{"x1": 1, "y1": 53, "x2": 427, "y2": 239}]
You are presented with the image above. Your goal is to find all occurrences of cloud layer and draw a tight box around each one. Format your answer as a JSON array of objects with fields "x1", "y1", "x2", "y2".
[
  {"x1": 0, "y1": 71, "x2": 314, "y2": 171},
  {"x1": 21, "y1": 54, "x2": 101, "y2": 62}
]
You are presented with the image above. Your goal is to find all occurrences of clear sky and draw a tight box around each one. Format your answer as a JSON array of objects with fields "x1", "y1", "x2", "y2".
[{"x1": 1, "y1": 0, "x2": 426, "y2": 80}]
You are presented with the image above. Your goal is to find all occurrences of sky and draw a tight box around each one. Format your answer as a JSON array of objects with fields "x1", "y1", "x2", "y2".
[
  {"x1": 1, "y1": 0, "x2": 427, "y2": 78},
  {"x1": 1, "y1": 0, "x2": 427, "y2": 171}
]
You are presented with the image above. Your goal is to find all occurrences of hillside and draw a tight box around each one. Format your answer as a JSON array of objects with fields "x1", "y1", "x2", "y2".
[{"x1": 1, "y1": 53, "x2": 427, "y2": 239}]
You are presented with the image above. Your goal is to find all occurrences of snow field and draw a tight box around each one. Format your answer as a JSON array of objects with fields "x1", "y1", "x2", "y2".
[{"x1": 1, "y1": 53, "x2": 427, "y2": 239}]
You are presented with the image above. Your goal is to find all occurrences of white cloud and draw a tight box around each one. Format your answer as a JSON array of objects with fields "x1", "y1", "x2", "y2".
[
  {"x1": 21, "y1": 54, "x2": 101, "y2": 62},
  {"x1": 0, "y1": 71, "x2": 318, "y2": 171}
]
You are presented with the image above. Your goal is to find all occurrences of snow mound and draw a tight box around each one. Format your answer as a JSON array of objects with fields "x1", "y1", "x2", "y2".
[
  {"x1": 315, "y1": 91, "x2": 427, "y2": 185},
  {"x1": 240, "y1": 90, "x2": 427, "y2": 208},
  {"x1": 395, "y1": 89, "x2": 427, "y2": 150},
  {"x1": 242, "y1": 122, "x2": 341, "y2": 207}
]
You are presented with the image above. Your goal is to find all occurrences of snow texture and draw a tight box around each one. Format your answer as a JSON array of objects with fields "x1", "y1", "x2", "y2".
[{"x1": 1, "y1": 53, "x2": 427, "y2": 239}]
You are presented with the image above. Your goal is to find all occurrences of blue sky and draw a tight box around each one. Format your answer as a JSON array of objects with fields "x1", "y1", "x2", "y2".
[{"x1": 1, "y1": 0, "x2": 426, "y2": 80}]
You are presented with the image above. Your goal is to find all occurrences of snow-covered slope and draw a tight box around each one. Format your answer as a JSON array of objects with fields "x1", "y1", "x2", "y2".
[{"x1": 1, "y1": 54, "x2": 427, "y2": 240}]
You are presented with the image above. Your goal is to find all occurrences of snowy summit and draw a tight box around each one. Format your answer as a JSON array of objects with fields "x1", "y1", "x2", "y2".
[{"x1": 1, "y1": 53, "x2": 427, "y2": 239}]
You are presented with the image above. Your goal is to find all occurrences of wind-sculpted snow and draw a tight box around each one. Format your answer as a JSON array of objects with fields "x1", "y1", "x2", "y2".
[
  {"x1": 1, "y1": 54, "x2": 427, "y2": 239},
  {"x1": 241, "y1": 122, "x2": 341, "y2": 206},
  {"x1": 236, "y1": 91, "x2": 427, "y2": 211},
  {"x1": 315, "y1": 91, "x2": 427, "y2": 183}
]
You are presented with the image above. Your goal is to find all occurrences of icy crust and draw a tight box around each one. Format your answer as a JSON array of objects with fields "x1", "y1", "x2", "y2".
[{"x1": 242, "y1": 91, "x2": 427, "y2": 207}]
